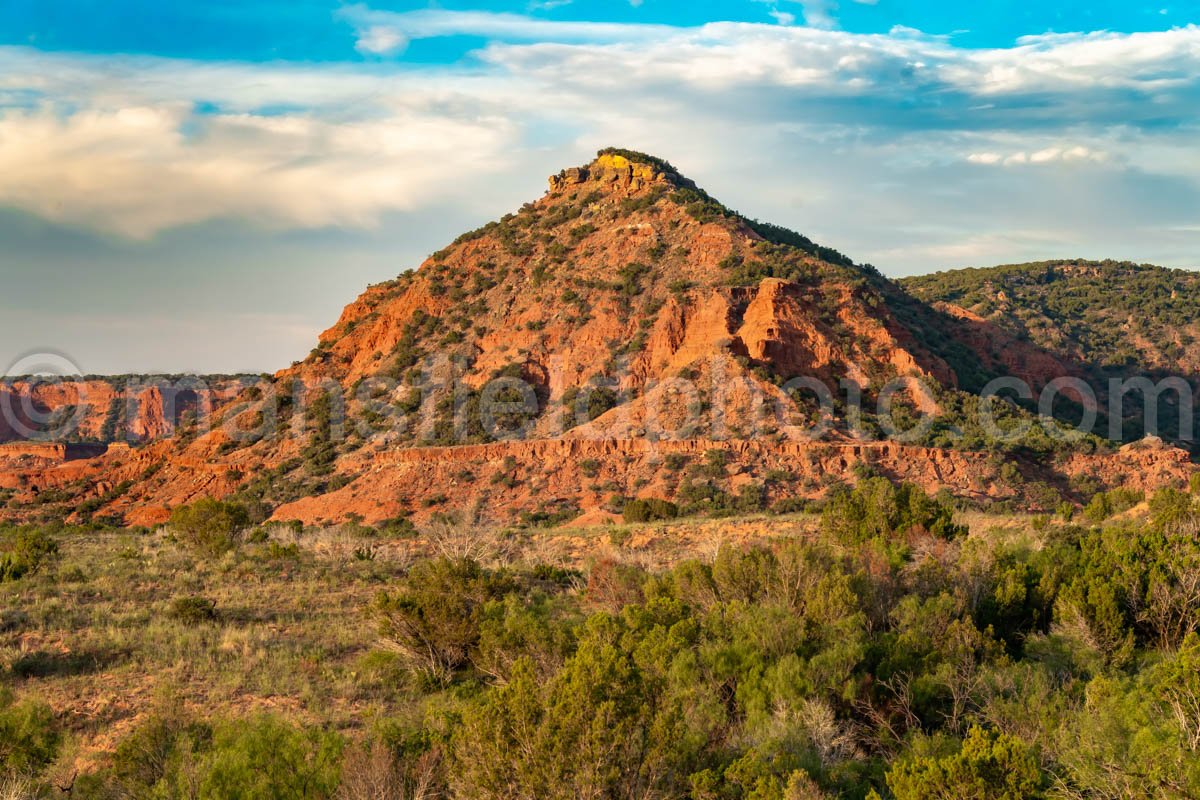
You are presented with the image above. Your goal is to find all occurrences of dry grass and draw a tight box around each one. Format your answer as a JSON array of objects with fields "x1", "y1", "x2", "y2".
[
  {"x1": 0, "y1": 507, "x2": 1038, "y2": 780},
  {"x1": 531, "y1": 511, "x2": 824, "y2": 568},
  {"x1": 1, "y1": 528, "x2": 414, "y2": 774}
]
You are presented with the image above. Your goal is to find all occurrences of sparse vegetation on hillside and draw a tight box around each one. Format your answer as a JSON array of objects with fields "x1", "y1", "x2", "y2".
[
  {"x1": 903, "y1": 259, "x2": 1200, "y2": 369},
  {"x1": 903, "y1": 259, "x2": 1200, "y2": 450}
]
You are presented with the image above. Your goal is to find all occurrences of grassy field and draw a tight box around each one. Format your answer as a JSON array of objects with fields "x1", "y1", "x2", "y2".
[
  {"x1": 2, "y1": 528, "x2": 403, "y2": 775},
  {"x1": 2, "y1": 508, "x2": 1045, "y2": 788}
]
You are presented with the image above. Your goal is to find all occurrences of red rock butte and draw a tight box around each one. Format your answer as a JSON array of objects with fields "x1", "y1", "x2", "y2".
[{"x1": 1, "y1": 150, "x2": 1195, "y2": 527}]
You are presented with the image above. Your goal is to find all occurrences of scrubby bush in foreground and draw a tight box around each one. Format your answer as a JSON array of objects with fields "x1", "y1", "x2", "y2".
[
  {"x1": 80, "y1": 706, "x2": 341, "y2": 800},
  {"x1": 168, "y1": 498, "x2": 251, "y2": 555},
  {"x1": 0, "y1": 526, "x2": 57, "y2": 582},
  {"x1": 0, "y1": 688, "x2": 60, "y2": 777}
]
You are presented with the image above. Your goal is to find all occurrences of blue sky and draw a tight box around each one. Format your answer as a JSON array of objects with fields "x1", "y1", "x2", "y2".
[
  {"x1": 1, "y1": 1, "x2": 1197, "y2": 373},
  {"x1": 2, "y1": 1, "x2": 1190, "y2": 55}
]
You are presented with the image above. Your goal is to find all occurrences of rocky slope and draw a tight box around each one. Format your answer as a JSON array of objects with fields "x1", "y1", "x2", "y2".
[
  {"x1": 283, "y1": 151, "x2": 956, "y2": 398},
  {"x1": 903, "y1": 260, "x2": 1200, "y2": 446},
  {"x1": 1, "y1": 152, "x2": 1195, "y2": 527},
  {"x1": 902, "y1": 260, "x2": 1200, "y2": 373}
]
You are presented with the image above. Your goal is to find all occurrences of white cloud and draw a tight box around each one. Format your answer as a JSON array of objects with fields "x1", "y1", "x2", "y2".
[
  {"x1": 796, "y1": 0, "x2": 836, "y2": 29},
  {"x1": 338, "y1": 5, "x2": 676, "y2": 47},
  {"x1": 760, "y1": 0, "x2": 880, "y2": 30},
  {"x1": 0, "y1": 12, "x2": 1197, "y2": 272},
  {"x1": 968, "y1": 27, "x2": 1200, "y2": 94},
  {"x1": 354, "y1": 25, "x2": 409, "y2": 56},
  {"x1": 0, "y1": 92, "x2": 519, "y2": 238},
  {"x1": 968, "y1": 145, "x2": 1109, "y2": 167}
]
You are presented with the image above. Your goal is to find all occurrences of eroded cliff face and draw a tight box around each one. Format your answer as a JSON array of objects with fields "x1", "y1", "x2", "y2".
[
  {"x1": 269, "y1": 439, "x2": 1012, "y2": 527},
  {"x1": 0, "y1": 380, "x2": 129, "y2": 443},
  {"x1": 0, "y1": 379, "x2": 245, "y2": 445},
  {"x1": 4, "y1": 418, "x2": 1194, "y2": 529},
  {"x1": 0, "y1": 151, "x2": 1194, "y2": 527}
]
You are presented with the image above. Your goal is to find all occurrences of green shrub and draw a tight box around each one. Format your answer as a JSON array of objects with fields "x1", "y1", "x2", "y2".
[
  {"x1": 519, "y1": 501, "x2": 580, "y2": 529},
  {"x1": 608, "y1": 527, "x2": 633, "y2": 548},
  {"x1": 702, "y1": 448, "x2": 729, "y2": 478},
  {"x1": 0, "y1": 688, "x2": 60, "y2": 777},
  {"x1": 564, "y1": 385, "x2": 620, "y2": 424},
  {"x1": 663, "y1": 453, "x2": 689, "y2": 471},
  {"x1": 821, "y1": 478, "x2": 964, "y2": 543},
  {"x1": 887, "y1": 727, "x2": 1045, "y2": 800},
  {"x1": 169, "y1": 498, "x2": 251, "y2": 555},
  {"x1": 105, "y1": 709, "x2": 341, "y2": 800},
  {"x1": 196, "y1": 716, "x2": 343, "y2": 800},
  {"x1": 375, "y1": 558, "x2": 515, "y2": 684},
  {"x1": 1083, "y1": 487, "x2": 1143, "y2": 523},
  {"x1": 107, "y1": 700, "x2": 210, "y2": 795},
  {"x1": 377, "y1": 516, "x2": 418, "y2": 538},
  {"x1": 616, "y1": 262, "x2": 651, "y2": 296},
  {"x1": 168, "y1": 596, "x2": 218, "y2": 624},
  {"x1": 265, "y1": 541, "x2": 301, "y2": 560},
  {"x1": 734, "y1": 482, "x2": 767, "y2": 514},
  {"x1": 0, "y1": 527, "x2": 58, "y2": 582},
  {"x1": 622, "y1": 498, "x2": 679, "y2": 524},
  {"x1": 770, "y1": 496, "x2": 812, "y2": 515},
  {"x1": 1149, "y1": 487, "x2": 1196, "y2": 529}
]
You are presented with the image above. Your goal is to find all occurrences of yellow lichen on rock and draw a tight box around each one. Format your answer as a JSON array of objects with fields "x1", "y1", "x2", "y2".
[
  {"x1": 593, "y1": 153, "x2": 632, "y2": 171},
  {"x1": 549, "y1": 152, "x2": 663, "y2": 193},
  {"x1": 593, "y1": 153, "x2": 658, "y2": 181},
  {"x1": 583, "y1": 153, "x2": 661, "y2": 192}
]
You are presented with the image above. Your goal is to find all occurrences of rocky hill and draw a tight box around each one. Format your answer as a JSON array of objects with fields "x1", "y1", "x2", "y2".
[
  {"x1": 282, "y1": 150, "x2": 958, "y2": 399},
  {"x1": 0, "y1": 152, "x2": 1195, "y2": 527},
  {"x1": 903, "y1": 260, "x2": 1200, "y2": 371},
  {"x1": 903, "y1": 260, "x2": 1200, "y2": 445}
]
